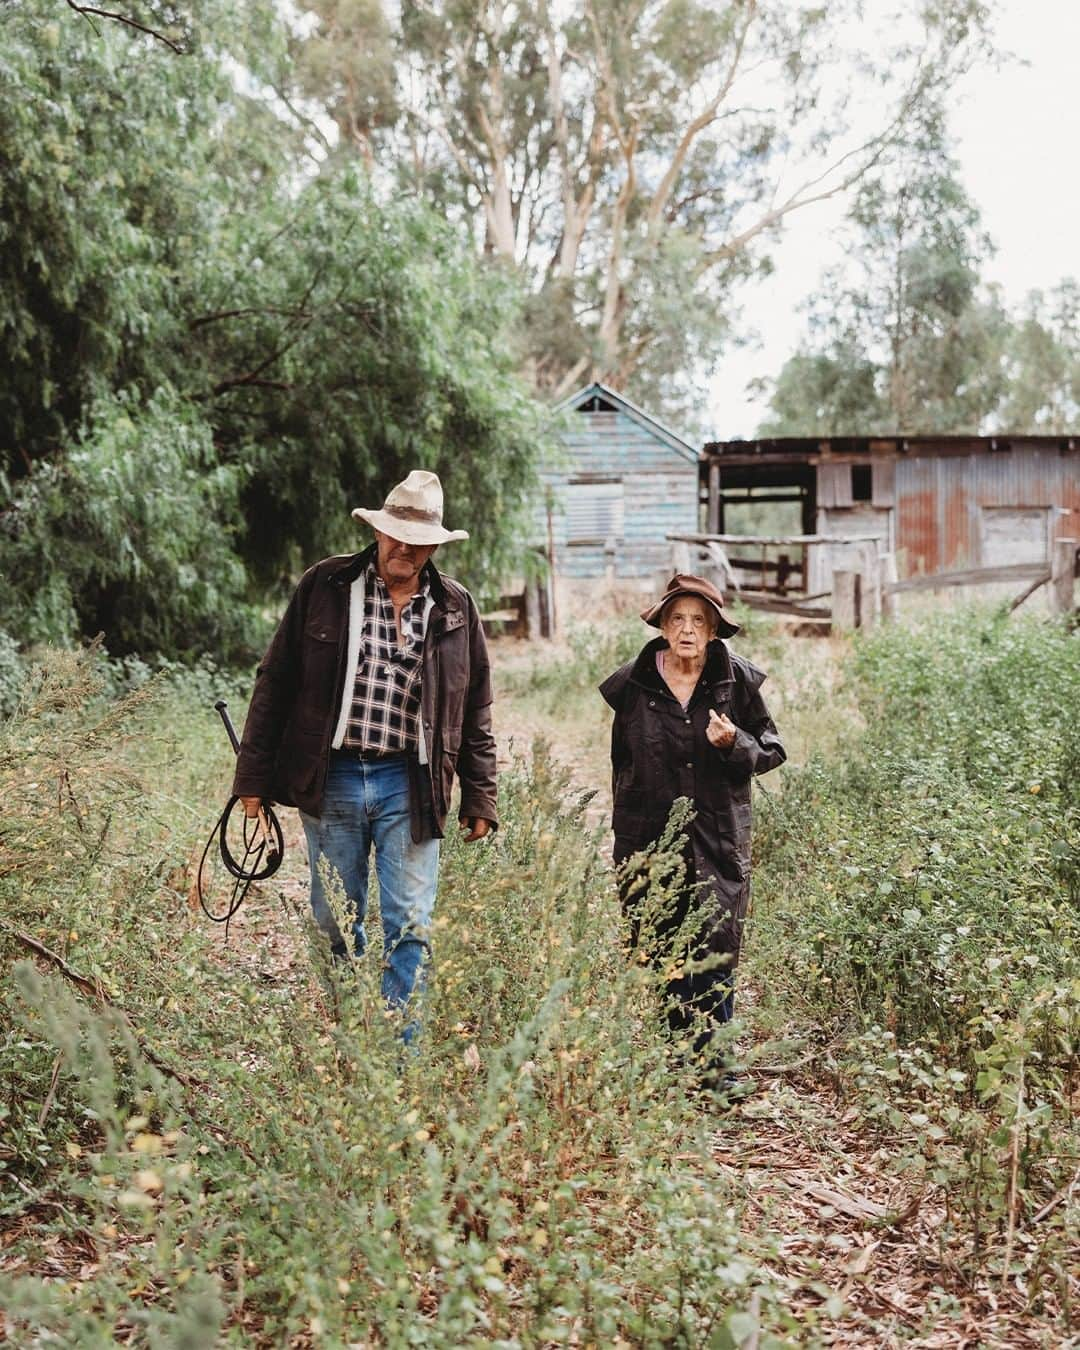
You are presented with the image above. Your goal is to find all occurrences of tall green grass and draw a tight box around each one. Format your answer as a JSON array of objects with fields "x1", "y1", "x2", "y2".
[
  {"x1": 4, "y1": 611, "x2": 1078, "y2": 1342},
  {"x1": 750, "y1": 610, "x2": 1080, "y2": 1290},
  {"x1": 0, "y1": 653, "x2": 784, "y2": 1346}
]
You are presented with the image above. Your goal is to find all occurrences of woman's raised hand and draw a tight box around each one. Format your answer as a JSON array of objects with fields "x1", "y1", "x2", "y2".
[{"x1": 706, "y1": 709, "x2": 737, "y2": 750}]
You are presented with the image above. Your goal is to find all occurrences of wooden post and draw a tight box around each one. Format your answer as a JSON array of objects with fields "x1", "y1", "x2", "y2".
[
  {"x1": 545, "y1": 501, "x2": 559, "y2": 637},
  {"x1": 880, "y1": 552, "x2": 899, "y2": 623},
  {"x1": 671, "y1": 539, "x2": 692, "y2": 575},
  {"x1": 833, "y1": 569, "x2": 860, "y2": 631},
  {"x1": 859, "y1": 540, "x2": 881, "y2": 628},
  {"x1": 707, "y1": 460, "x2": 721, "y2": 533},
  {"x1": 524, "y1": 578, "x2": 541, "y2": 639},
  {"x1": 604, "y1": 536, "x2": 617, "y2": 587},
  {"x1": 538, "y1": 575, "x2": 553, "y2": 638},
  {"x1": 1050, "y1": 537, "x2": 1079, "y2": 615}
]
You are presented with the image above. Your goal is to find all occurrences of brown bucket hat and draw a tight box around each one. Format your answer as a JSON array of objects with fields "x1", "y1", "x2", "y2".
[{"x1": 640, "y1": 572, "x2": 739, "y2": 638}]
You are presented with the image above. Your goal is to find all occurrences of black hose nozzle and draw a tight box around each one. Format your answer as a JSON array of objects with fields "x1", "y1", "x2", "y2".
[{"x1": 214, "y1": 699, "x2": 241, "y2": 756}]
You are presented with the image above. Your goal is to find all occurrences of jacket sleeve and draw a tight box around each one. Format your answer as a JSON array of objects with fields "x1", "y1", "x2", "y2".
[
  {"x1": 231, "y1": 572, "x2": 312, "y2": 801},
  {"x1": 456, "y1": 593, "x2": 499, "y2": 827},
  {"x1": 603, "y1": 692, "x2": 631, "y2": 800},
  {"x1": 716, "y1": 687, "x2": 786, "y2": 779}
]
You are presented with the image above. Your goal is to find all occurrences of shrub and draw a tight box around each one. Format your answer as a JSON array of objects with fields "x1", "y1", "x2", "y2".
[
  {"x1": 0, "y1": 390, "x2": 256, "y2": 661},
  {"x1": 750, "y1": 609, "x2": 1080, "y2": 1279}
]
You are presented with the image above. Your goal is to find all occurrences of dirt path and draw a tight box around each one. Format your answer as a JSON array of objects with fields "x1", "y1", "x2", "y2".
[{"x1": 717, "y1": 1076, "x2": 1051, "y2": 1347}]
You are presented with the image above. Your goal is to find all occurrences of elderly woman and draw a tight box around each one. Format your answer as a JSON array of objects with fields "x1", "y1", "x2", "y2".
[{"x1": 599, "y1": 573, "x2": 785, "y2": 1085}]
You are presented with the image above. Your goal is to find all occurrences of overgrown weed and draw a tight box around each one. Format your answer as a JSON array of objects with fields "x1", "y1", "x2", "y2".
[
  {"x1": 5, "y1": 610, "x2": 1078, "y2": 1341},
  {"x1": 1, "y1": 652, "x2": 785, "y2": 1346},
  {"x1": 750, "y1": 608, "x2": 1080, "y2": 1295}
]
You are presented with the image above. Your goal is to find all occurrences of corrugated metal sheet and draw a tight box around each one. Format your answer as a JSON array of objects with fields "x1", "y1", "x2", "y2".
[
  {"x1": 895, "y1": 446, "x2": 1080, "y2": 575},
  {"x1": 564, "y1": 480, "x2": 625, "y2": 544}
]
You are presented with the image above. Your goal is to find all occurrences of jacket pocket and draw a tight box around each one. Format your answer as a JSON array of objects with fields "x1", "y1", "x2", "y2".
[
  {"x1": 304, "y1": 619, "x2": 338, "y2": 645},
  {"x1": 613, "y1": 788, "x2": 676, "y2": 847},
  {"x1": 302, "y1": 620, "x2": 339, "y2": 677}
]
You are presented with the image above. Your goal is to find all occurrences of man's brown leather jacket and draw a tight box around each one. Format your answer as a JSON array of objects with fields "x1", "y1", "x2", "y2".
[{"x1": 232, "y1": 545, "x2": 497, "y2": 841}]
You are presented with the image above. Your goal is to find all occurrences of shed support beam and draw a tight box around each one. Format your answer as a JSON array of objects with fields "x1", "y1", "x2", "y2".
[
  {"x1": 707, "y1": 461, "x2": 721, "y2": 533},
  {"x1": 833, "y1": 570, "x2": 860, "y2": 631},
  {"x1": 1050, "y1": 537, "x2": 1079, "y2": 615},
  {"x1": 880, "y1": 553, "x2": 899, "y2": 622}
]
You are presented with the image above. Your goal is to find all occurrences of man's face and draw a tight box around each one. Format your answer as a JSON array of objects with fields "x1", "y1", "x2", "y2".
[
  {"x1": 660, "y1": 595, "x2": 715, "y2": 662},
  {"x1": 374, "y1": 529, "x2": 437, "y2": 589}
]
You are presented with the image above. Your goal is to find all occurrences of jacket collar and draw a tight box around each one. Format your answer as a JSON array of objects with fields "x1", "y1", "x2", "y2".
[
  {"x1": 629, "y1": 636, "x2": 734, "y2": 696},
  {"x1": 329, "y1": 542, "x2": 454, "y2": 612}
]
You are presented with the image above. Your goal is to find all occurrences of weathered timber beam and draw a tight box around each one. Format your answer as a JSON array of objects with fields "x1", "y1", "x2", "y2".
[
  {"x1": 734, "y1": 592, "x2": 832, "y2": 619},
  {"x1": 888, "y1": 563, "x2": 1048, "y2": 594},
  {"x1": 669, "y1": 532, "x2": 882, "y2": 546}
]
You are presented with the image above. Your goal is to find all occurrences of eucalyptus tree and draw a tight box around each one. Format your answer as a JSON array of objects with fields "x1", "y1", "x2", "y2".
[
  {"x1": 287, "y1": 0, "x2": 996, "y2": 413},
  {"x1": 757, "y1": 115, "x2": 1011, "y2": 436},
  {"x1": 999, "y1": 283, "x2": 1080, "y2": 434}
]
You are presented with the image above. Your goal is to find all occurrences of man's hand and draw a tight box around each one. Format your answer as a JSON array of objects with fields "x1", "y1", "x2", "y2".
[
  {"x1": 706, "y1": 709, "x2": 737, "y2": 750},
  {"x1": 240, "y1": 795, "x2": 263, "y2": 819},
  {"x1": 459, "y1": 816, "x2": 494, "y2": 843}
]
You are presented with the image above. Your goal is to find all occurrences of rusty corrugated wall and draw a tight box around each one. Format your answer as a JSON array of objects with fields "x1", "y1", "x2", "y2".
[{"x1": 895, "y1": 443, "x2": 1080, "y2": 575}]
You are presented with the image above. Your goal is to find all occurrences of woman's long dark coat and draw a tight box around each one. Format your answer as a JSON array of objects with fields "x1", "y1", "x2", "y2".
[{"x1": 599, "y1": 636, "x2": 785, "y2": 971}]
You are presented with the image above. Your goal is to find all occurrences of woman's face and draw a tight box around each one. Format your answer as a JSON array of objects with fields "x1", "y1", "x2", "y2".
[{"x1": 660, "y1": 595, "x2": 715, "y2": 663}]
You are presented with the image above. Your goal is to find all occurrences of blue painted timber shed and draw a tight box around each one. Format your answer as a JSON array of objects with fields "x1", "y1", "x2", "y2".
[{"x1": 542, "y1": 382, "x2": 700, "y2": 579}]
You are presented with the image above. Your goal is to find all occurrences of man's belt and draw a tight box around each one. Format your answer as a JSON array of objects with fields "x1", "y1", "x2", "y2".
[{"x1": 332, "y1": 746, "x2": 411, "y2": 761}]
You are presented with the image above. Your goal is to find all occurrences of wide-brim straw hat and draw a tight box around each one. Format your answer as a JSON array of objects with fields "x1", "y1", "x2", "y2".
[
  {"x1": 640, "y1": 572, "x2": 739, "y2": 638},
  {"x1": 352, "y1": 470, "x2": 469, "y2": 545}
]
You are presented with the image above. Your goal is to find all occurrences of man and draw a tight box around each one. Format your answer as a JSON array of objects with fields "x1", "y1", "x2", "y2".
[{"x1": 232, "y1": 470, "x2": 497, "y2": 1038}]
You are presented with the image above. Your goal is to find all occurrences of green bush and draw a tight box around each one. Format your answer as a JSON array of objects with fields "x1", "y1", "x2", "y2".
[
  {"x1": 0, "y1": 630, "x2": 25, "y2": 717},
  {"x1": 0, "y1": 391, "x2": 255, "y2": 660},
  {"x1": 750, "y1": 609, "x2": 1080, "y2": 1280}
]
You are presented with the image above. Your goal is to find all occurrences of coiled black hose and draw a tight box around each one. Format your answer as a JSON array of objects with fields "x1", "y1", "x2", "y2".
[{"x1": 196, "y1": 701, "x2": 285, "y2": 939}]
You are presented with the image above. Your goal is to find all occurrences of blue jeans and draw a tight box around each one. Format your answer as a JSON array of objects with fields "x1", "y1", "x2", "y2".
[{"x1": 300, "y1": 753, "x2": 440, "y2": 1038}]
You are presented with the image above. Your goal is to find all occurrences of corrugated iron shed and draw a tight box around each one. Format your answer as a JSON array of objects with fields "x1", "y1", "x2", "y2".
[{"x1": 701, "y1": 435, "x2": 1080, "y2": 583}]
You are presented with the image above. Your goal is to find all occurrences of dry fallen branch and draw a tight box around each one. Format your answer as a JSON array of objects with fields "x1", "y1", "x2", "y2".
[
  {"x1": 37, "y1": 1051, "x2": 65, "y2": 1130},
  {"x1": 1001, "y1": 1061, "x2": 1025, "y2": 1289},
  {"x1": 1029, "y1": 1171, "x2": 1080, "y2": 1226},
  {"x1": 4, "y1": 923, "x2": 201, "y2": 1088}
]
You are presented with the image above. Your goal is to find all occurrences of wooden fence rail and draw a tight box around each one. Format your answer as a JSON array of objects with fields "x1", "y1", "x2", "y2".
[
  {"x1": 668, "y1": 533, "x2": 1079, "y2": 630},
  {"x1": 887, "y1": 562, "x2": 1049, "y2": 594}
]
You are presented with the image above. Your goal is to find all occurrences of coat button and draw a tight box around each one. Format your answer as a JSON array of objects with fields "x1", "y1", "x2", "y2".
[
  {"x1": 685, "y1": 762, "x2": 692, "y2": 769},
  {"x1": 648, "y1": 700, "x2": 656, "y2": 708},
  {"x1": 684, "y1": 717, "x2": 691, "y2": 724}
]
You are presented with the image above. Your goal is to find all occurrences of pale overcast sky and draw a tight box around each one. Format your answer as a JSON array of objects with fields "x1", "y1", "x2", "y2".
[{"x1": 706, "y1": 0, "x2": 1080, "y2": 438}]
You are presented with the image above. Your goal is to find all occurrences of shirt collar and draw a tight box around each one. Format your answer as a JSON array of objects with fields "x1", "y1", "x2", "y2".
[{"x1": 367, "y1": 558, "x2": 429, "y2": 604}]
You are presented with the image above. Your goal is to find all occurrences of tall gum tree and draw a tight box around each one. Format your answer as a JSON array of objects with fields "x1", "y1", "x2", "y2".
[
  {"x1": 754, "y1": 111, "x2": 1039, "y2": 437},
  {"x1": 288, "y1": 0, "x2": 996, "y2": 415}
]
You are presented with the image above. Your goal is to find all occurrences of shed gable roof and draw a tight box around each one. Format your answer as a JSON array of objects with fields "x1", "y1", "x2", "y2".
[{"x1": 559, "y1": 381, "x2": 699, "y2": 465}]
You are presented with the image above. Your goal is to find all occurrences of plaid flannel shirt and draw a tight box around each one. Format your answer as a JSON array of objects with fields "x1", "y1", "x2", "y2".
[{"x1": 341, "y1": 563, "x2": 428, "y2": 753}]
